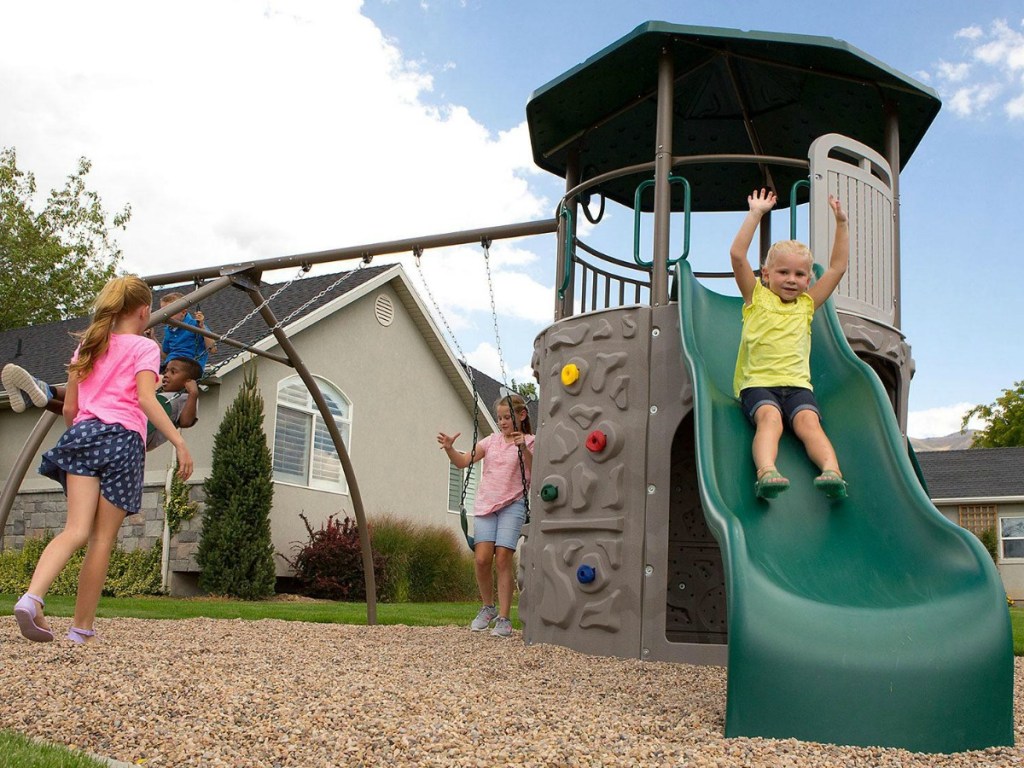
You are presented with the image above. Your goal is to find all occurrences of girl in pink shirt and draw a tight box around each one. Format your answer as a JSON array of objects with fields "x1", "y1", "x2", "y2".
[
  {"x1": 14, "y1": 276, "x2": 193, "y2": 645},
  {"x1": 438, "y1": 393, "x2": 534, "y2": 638}
]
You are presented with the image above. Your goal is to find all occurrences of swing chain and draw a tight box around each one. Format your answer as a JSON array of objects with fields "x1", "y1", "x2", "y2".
[
  {"x1": 270, "y1": 258, "x2": 367, "y2": 331},
  {"x1": 481, "y1": 238, "x2": 509, "y2": 387},
  {"x1": 415, "y1": 247, "x2": 468, "y2": 362},
  {"x1": 211, "y1": 265, "x2": 307, "y2": 350}
]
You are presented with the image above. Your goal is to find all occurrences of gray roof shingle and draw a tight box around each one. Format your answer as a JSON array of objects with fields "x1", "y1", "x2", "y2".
[
  {"x1": 0, "y1": 265, "x2": 396, "y2": 385},
  {"x1": 916, "y1": 447, "x2": 1024, "y2": 499}
]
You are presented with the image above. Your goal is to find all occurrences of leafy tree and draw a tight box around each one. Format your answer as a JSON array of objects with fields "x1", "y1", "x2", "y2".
[
  {"x1": 197, "y1": 363, "x2": 276, "y2": 598},
  {"x1": 509, "y1": 379, "x2": 537, "y2": 400},
  {"x1": 962, "y1": 380, "x2": 1024, "y2": 448},
  {"x1": 0, "y1": 147, "x2": 131, "y2": 330}
]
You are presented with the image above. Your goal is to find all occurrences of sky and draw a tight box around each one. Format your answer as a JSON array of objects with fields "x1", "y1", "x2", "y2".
[{"x1": 1, "y1": 0, "x2": 1022, "y2": 438}]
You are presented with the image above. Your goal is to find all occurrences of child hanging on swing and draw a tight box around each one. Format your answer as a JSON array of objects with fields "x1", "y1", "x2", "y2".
[
  {"x1": 730, "y1": 187, "x2": 849, "y2": 500},
  {"x1": 158, "y1": 292, "x2": 217, "y2": 372},
  {"x1": 3, "y1": 357, "x2": 201, "y2": 451},
  {"x1": 437, "y1": 392, "x2": 534, "y2": 638}
]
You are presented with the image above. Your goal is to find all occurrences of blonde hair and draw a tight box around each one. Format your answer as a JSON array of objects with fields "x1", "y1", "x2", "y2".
[
  {"x1": 69, "y1": 275, "x2": 153, "y2": 381},
  {"x1": 764, "y1": 240, "x2": 813, "y2": 271},
  {"x1": 494, "y1": 392, "x2": 533, "y2": 435},
  {"x1": 160, "y1": 291, "x2": 184, "y2": 305}
]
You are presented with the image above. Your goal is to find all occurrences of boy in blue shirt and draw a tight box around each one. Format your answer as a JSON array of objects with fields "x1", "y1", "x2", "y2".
[{"x1": 158, "y1": 292, "x2": 217, "y2": 372}]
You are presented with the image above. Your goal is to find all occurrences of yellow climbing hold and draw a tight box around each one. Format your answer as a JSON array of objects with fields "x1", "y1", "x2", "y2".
[{"x1": 561, "y1": 363, "x2": 580, "y2": 387}]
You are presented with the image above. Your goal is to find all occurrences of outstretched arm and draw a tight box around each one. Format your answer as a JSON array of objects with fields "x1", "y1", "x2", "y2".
[
  {"x1": 808, "y1": 195, "x2": 850, "y2": 309},
  {"x1": 730, "y1": 189, "x2": 776, "y2": 304},
  {"x1": 437, "y1": 431, "x2": 484, "y2": 469}
]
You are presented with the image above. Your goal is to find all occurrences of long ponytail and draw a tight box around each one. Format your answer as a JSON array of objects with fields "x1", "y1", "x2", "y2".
[{"x1": 69, "y1": 276, "x2": 153, "y2": 381}]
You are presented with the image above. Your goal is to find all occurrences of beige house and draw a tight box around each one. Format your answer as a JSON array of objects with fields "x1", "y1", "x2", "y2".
[
  {"x1": 0, "y1": 264, "x2": 500, "y2": 594},
  {"x1": 917, "y1": 447, "x2": 1024, "y2": 600}
]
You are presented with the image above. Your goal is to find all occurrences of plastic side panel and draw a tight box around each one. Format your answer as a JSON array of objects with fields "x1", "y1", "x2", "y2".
[
  {"x1": 675, "y1": 260, "x2": 1013, "y2": 752},
  {"x1": 809, "y1": 133, "x2": 895, "y2": 327}
]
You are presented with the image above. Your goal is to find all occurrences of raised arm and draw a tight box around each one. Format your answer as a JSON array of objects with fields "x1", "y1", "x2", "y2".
[
  {"x1": 808, "y1": 195, "x2": 850, "y2": 309},
  {"x1": 730, "y1": 189, "x2": 776, "y2": 304},
  {"x1": 437, "y1": 430, "x2": 485, "y2": 469},
  {"x1": 138, "y1": 372, "x2": 193, "y2": 480},
  {"x1": 178, "y1": 379, "x2": 199, "y2": 429}
]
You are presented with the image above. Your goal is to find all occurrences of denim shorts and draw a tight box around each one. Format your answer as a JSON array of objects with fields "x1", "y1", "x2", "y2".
[
  {"x1": 740, "y1": 386, "x2": 821, "y2": 428},
  {"x1": 39, "y1": 419, "x2": 146, "y2": 515},
  {"x1": 473, "y1": 498, "x2": 528, "y2": 551}
]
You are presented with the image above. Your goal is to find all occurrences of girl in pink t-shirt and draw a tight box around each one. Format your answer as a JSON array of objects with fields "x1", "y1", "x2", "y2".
[
  {"x1": 14, "y1": 276, "x2": 193, "y2": 646},
  {"x1": 438, "y1": 393, "x2": 534, "y2": 638}
]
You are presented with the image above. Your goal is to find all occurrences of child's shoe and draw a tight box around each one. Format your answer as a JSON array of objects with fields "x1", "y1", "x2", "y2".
[
  {"x1": 66, "y1": 626, "x2": 98, "y2": 645},
  {"x1": 470, "y1": 604, "x2": 498, "y2": 631},
  {"x1": 14, "y1": 593, "x2": 53, "y2": 642},
  {"x1": 755, "y1": 467, "x2": 790, "y2": 499},
  {"x1": 814, "y1": 470, "x2": 848, "y2": 500},
  {"x1": 490, "y1": 617, "x2": 513, "y2": 638},
  {"x1": 2, "y1": 364, "x2": 50, "y2": 413}
]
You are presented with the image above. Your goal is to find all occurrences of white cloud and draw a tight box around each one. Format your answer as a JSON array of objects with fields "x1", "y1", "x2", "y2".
[
  {"x1": 930, "y1": 18, "x2": 1024, "y2": 120},
  {"x1": 907, "y1": 403, "x2": 987, "y2": 439},
  {"x1": 936, "y1": 60, "x2": 971, "y2": 83},
  {"x1": 955, "y1": 25, "x2": 984, "y2": 41},
  {"x1": 947, "y1": 82, "x2": 1002, "y2": 116},
  {"x1": 0, "y1": 0, "x2": 548, "y2": 278}
]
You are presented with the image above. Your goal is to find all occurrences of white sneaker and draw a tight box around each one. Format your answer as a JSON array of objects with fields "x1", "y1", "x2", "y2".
[
  {"x1": 470, "y1": 604, "x2": 498, "y2": 631},
  {"x1": 2, "y1": 364, "x2": 49, "y2": 413}
]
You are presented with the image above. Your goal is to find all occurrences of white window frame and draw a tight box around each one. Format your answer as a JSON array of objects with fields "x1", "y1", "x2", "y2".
[
  {"x1": 272, "y1": 375, "x2": 352, "y2": 495},
  {"x1": 448, "y1": 462, "x2": 479, "y2": 515},
  {"x1": 1000, "y1": 515, "x2": 1024, "y2": 562}
]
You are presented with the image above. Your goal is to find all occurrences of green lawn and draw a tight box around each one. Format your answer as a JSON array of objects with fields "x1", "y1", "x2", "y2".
[
  {"x1": 0, "y1": 593, "x2": 493, "y2": 626},
  {"x1": 0, "y1": 730, "x2": 108, "y2": 768}
]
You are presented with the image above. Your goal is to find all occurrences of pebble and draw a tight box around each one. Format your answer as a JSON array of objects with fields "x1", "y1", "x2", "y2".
[{"x1": 1, "y1": 617, "x2": 1021, "y2": 766}]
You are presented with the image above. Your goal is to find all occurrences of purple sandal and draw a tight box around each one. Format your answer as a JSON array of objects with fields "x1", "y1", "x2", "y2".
[
  {"x1": 66, "y1": 626, "x2": 97, "y2": 645},
  {"x1": 14, "y1": 593, "x2": 54, "y2": 642}
]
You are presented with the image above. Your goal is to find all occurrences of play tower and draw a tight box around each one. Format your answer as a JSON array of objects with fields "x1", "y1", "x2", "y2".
[{"x1": 518, "y1": 23, "x2": 1012, "y2": 752}]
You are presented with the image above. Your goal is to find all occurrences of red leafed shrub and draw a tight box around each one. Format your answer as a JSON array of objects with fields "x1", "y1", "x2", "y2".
[{"x1": 284, "y1": 513, "x2": 385, "y2": 600}]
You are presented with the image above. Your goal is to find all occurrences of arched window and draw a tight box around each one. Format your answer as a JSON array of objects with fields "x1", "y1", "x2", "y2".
[{"x1": 272, "y1": 376, "x2": 351, "y2": 493}]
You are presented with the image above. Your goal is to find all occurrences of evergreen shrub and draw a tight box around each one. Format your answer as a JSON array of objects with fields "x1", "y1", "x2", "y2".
[{"x1": 196, "y1": 363, "x2": 276, "y2": 599}]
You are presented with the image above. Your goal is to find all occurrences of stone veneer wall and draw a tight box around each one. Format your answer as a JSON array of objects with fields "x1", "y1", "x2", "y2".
[{"x1": 2, "y1": 483, "x2": 205, "y2": 577}]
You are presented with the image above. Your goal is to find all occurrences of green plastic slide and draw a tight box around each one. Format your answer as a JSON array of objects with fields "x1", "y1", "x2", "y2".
[{"x1": 675, "y1": 260, "x2": 1013, "y2": 752}]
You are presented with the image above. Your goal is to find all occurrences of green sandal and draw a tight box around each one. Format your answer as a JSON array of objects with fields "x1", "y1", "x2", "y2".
[
  {"x1": 755, "y1": 468, "x2": 790, "y2": 499},
  {"x1": 814, "y1": 470, "x2": 848, "y2": 500}
]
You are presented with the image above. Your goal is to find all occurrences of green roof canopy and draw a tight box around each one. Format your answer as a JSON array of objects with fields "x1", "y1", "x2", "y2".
[{"x1": 527, "y1": 22, "x2": 941, "y2": 212}]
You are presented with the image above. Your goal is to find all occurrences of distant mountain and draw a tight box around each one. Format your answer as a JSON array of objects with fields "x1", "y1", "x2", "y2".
[{"x1": 910, "y1": 430, "x2": 976, "y2": 452}]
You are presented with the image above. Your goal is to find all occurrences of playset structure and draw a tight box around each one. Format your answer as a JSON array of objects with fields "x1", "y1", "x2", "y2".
[
  {"x1": 518, "y1": 22, "x2": 1012, "y2": 753},
  {"x1": 0, "y1": 21, "x2": 1012, "y2": 753}
]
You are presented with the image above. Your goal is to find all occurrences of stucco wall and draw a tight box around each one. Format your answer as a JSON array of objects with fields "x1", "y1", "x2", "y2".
[{"x1": 2, "y1": 277, "x2": 490, "y2": 592}]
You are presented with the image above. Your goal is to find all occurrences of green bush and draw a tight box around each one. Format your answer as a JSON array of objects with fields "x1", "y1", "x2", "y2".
[
  {"x1": 197, "y1": 363, "x2": 276, "y2": 599},
  {"x1": 978, "y1": 528, "x2": 999, "y2": 563},
  {"x1": 0, "y1": 531, "x2": 163, "y2": 597},
  {"x1": 283, "y1": 514, "x2": 385, "y2": 601},
  {"x1": 369, "y1": 514, "x2": 477, "y2": 603}
]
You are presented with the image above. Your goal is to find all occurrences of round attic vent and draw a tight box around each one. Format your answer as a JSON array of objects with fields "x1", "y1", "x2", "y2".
[{"x1": 374, "y1": 294, "x2": 395, "y2": 327}]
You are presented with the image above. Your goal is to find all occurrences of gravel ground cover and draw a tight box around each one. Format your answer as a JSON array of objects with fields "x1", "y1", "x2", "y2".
[{"x1": 2, "y1": 617, "x2": 1022, "y2": 767}]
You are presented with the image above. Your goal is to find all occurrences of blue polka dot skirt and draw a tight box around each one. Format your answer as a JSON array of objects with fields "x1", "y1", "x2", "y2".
[{"x1": 39, "y1": 419, "x2": 146, "y2": 515}]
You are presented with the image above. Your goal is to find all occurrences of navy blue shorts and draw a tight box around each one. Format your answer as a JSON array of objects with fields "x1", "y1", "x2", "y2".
[
  {"x1": 39, "y1": 419, "x2": 146, "y2": 515},
  {"x1": 740, "y1": 386, "x2": 821, "y2": 428}
]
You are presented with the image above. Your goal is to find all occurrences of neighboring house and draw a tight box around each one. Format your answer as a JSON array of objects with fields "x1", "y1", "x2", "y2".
[
  {"x1": 0, "y1": 264, "x2": 515, "y2": 594},
  {"x1": 917, "y1": 447, "x2": 1024, "y2": 599}
]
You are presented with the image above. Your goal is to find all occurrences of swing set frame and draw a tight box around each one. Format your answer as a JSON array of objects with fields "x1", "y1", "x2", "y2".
[{"x1": 0, "y1": 217, "x2": 557, "y2": 625}]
